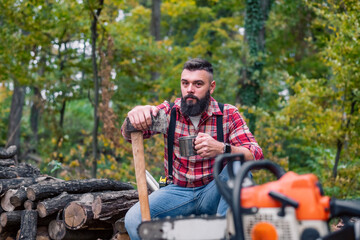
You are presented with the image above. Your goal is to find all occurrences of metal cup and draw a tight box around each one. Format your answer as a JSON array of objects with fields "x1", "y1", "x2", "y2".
[{"x1": 179, "y1": 135, "x2": 197, "y2": 157}]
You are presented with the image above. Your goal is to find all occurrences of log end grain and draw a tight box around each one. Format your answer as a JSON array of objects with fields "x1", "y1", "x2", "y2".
[
  {"x1": 92, "y1": 196, "x2": 102, "y2": 219},
  {"x1": 26, "y1": 188, "x2": 36, "y2": 201},
  {"x1": 0, "y1": 213, "x2": 7, "y2": 227},
  {"x1": 63, "y1": 202, "x2": 87, "y2": 230},
  {"x1": 48, "y1": 220, "x2": 66, "y2": 240},
  {"x1": 1, "y1": 189, "x2": 16, "y2": 212},
  {"x1": 37, "y1": 203, "x2": 48, "y2": 218}
]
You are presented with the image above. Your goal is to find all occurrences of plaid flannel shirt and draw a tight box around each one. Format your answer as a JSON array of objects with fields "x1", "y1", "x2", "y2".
[{"x1": 125, "y1": 97, "x2": 263, "y2": 187}]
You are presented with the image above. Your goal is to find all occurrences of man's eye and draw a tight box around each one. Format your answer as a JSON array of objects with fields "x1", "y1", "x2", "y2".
[{"x1": 196, "y1": 82, "x2": 203, "y2": 87}]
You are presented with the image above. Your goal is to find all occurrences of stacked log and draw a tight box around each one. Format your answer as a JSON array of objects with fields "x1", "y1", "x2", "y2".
[{"x1": 0, "y1": 146, "x2": 138, "y2": 240}]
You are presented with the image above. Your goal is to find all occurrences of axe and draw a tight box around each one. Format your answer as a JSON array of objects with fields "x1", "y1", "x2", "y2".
[{"x1": 125, "y1": 109, "x2": 168, "y2": 221}]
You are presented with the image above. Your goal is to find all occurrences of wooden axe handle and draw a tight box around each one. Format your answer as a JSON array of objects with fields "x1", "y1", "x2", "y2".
[{"x1": 131, "y1": 131, "x2": 151, "y2": 221}]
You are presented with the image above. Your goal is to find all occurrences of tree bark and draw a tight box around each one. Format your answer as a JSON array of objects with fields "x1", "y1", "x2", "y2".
[
  {"x1": 18, "y1": 210, "x2": 37, "y2": 240},
  {"x1": 90, "y1": 0, "x2": 104, "y2": 178},
  {"x1": 1, "y1": 211, "x2": 22, "y2": 228},
  {"x1": 37, "y1": 192, "x2": 95, "y2": 218},
  {"x1": 30, "y1": 87, "x2": 42, "y2": 150},
  {"x1": 0, "y1": 163, "x2": 40, "y2": 179},
  {"x1": 0, "y1": 159, "x2": 16, "y2": 167},
  {"x1": 26, "y1": 179, "x2": 133, "y2": 201},
  {"x1": 63, "y1": 201, "x2": 112, "y2": 230},
  {"x1": 10, "y1": 187, "x2": 28, "y2": 208},
  {"x1": 151, "y1": 0, "x2": 161, "y2": 41},
  {"x1": 0, "y1": 176, "x2": 60, "y2": 195},
  {"x1": 0, "y1": 145, "x2": 17, "y2": 159},
  {"x1": 92, "y1": 190, "x2": 138, "y2": 220},
  {"x1": 7, "y1": 85, "x2": 25, "y2": 157}
]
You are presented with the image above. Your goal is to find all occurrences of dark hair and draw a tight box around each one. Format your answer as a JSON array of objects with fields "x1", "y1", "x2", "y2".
[{"x1": 183, "y1": 58, "x2": 213, "y2": 74}]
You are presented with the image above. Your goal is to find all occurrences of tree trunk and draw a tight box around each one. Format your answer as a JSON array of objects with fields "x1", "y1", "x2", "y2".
[
  {"x1": 151, "y1": 0, "x2": 161, "y2": 41},
  {"x1": 90, "y1": 0, "x2": 104, "y2": 178},
  {"x1": 30, "y1": 87, "x2": 41, "y2": 150},
  {"x1": 7, "y1": 85, "x2": 25, "y2": 157}
]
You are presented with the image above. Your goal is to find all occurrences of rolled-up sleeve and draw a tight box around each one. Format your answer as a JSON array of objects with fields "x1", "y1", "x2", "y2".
[{"x1": 227, "y1": 106, "x2": 263, "y2": 160}]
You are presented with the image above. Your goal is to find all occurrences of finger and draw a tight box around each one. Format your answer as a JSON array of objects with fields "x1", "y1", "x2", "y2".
[
  {"x1": 138, "y1": 111, "x2": 149, "y2": 130},
  {"x1": 151, "y1": 106, "x2": 159, "y2": 117},
  {"x1": 143, "y1": 109, "x2": 153, "y2": 129}
]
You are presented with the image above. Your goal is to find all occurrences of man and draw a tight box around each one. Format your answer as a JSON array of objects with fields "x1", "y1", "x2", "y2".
[{"x1": 122, "y1": 58, "x2": 263, "y2": 239}]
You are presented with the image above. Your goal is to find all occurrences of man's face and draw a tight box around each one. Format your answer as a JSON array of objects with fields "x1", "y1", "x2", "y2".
[{"x1": 180, "y1": 69, "x2": 215, "y2": 116}]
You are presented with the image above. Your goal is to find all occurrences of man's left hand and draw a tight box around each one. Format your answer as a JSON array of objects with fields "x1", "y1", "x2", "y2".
[{"x1": 194, "y1": 132, "x2": 223, "y2": 158}]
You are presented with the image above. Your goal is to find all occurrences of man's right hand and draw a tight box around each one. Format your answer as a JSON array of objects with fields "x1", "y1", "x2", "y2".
[{"x1": 126, "y1": 105, "x2": 159, "y2": 131}]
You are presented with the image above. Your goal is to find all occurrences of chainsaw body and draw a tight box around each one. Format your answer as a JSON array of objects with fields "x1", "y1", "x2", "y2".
[{"x1": 139, "y1": 154, "x2": 360, "y2": 240}]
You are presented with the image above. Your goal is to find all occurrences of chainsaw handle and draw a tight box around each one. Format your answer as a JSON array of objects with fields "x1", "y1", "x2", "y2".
[
  {"x1": 232, "y1": 160, "x2": 286, "y2": 240},
  {"x1": 213, "y1": 153, "x2": 245, "y2": 206},
  {"x1": 330, "y1": 198, "x2": 360, "y2": 218}
]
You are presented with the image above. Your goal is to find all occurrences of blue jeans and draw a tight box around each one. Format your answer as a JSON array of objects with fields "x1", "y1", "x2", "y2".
[{"x1": 124, "y1": 165, "x2": 230, "y2": 240}]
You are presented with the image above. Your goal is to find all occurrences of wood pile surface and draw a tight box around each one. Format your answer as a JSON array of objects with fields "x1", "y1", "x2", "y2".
[{"x1": 0, "y1": 146, "x2": 138, "y2": 240}]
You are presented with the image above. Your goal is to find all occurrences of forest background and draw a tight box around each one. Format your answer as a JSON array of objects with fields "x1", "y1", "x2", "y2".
[{"x1": 0, "y1": 0, "x2": 359, "y2": 200}]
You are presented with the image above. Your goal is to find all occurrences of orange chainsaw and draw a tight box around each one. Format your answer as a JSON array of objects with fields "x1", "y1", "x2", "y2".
[{"x1": 139, "y1": 154, "x2": 360, "y2": 240}]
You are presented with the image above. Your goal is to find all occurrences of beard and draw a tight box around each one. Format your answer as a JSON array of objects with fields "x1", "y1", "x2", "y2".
[{"x1": 181, "y1": 90, "x2": 211, "y2": 117}]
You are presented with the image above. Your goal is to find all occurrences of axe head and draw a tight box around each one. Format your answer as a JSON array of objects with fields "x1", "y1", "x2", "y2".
[{"x1": 125, "y1": 109, "x2": 168, "y2": 134}]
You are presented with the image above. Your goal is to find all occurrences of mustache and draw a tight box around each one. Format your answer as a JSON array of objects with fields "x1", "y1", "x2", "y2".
[{"x1": 183, "y1": 94, "x2": 199, "y2": 101}]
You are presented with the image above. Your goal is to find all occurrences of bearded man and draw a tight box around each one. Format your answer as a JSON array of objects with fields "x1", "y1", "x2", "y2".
[{"x1": 121, "y1": 58, "x2": 263, "y2": 240}]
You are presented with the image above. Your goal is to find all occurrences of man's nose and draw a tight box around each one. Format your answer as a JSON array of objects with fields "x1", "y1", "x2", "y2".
[{"x1": 187, "y1": 84, "x2": 195, "y2": 93}]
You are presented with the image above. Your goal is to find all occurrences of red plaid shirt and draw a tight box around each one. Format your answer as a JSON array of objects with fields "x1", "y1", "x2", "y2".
[{"x1": 127, "y1": 97, "x2": 263, "y2": 187}]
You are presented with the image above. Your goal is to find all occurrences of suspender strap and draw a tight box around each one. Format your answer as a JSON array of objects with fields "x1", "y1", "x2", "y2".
[
  {"x1": 217, "y1": 103, "x2": 224, "y2": 143},
  {"x1": 167, "y1": 103, "x2": 176, "y2": 181},
  {"x1": 167, "y1": 102, "x2": 224, "y2": 181}
]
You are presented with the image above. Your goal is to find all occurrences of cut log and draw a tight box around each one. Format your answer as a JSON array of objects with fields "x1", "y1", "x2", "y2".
[
  {"x1": 111, "y1": 232, "x2": 130, "y2": 240},
  {"x1": 0, "y1": 229, "x2": 17, "y2": 240},
  {"x1": 37, "y1": 192, "x2": 95, "y2": 218},
  {"x1": 1, "y1": 189, "x2": 18, "y2": 212},
  {"x1": 49, "y1": 219, "x2": 113, "y2": 240},
  {"x1": 0, "y1": 176, "x2": 58, "y2": 195},
  {"x1": 92, "y1": 190, "x2": 138, "y2": 219},
  {"x1": 0, "y1": 163, "x2": 40, "y2": 179},
  {"x1": 24, "y1": 200, "x2": 36, "y2": 210},
  {"x1": 36, "y1": 226, "x2": 50, "y2": 240},
  {"x1": 63, "y1": 201, "x2": 112, "y2": 230},
  {"x1": 0, "y1": 145, "x2": 17, "y2": 159},
  {"x1": 114, "y1": 217, "x2": 126, "y2": 233},
  {"x1": 48, "y1": 220, "x2": 66, "y2": 240},
  {"x1": 10, "y1": 187, "x2": 27, "y2": 208},
  {"x1": 27, "y1": 179, "x2": 133, "y2": 201},
  {"x1": 18, "y1": 210, "x2": 37, "y2": 240},
  {"x1": 1, "y1": 211, "x2": 22, "y2": 228},
  {"x1": 0, "y1": 159, "x2": 16, "y2": 167}
]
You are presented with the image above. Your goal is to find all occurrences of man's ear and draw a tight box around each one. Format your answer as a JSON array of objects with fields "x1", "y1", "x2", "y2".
[{"x1": 210, "y1": 80, "x2": 216, "y2": 94}]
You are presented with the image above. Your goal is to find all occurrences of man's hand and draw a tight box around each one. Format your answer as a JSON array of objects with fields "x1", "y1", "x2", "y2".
[
  {"x1": 121, "y1": 105, "x2": 159, "y2": 139},
  {"x1": 126, "y1": 105, "x2": 159, "y2": 131},
  {"x1": 194, "y1": 132, "x2": 223, "y2": 159}
]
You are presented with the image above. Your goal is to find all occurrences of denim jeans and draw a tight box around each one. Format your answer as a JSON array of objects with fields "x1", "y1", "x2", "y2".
[{"x1": 124, "y1": 165, "x2": 230, "y2": 240}]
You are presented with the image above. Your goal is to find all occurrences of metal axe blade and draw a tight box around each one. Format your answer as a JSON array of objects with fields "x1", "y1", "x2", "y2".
[{"x1": 126, "y1": 109, "x2": 168, "y2": 134}]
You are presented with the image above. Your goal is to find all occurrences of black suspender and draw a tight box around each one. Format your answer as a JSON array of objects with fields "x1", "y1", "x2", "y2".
[
  {"x1": 167, "y1": 103, "x2": 176, "y2": 181},
  {"x1": 167, "y1": 102, "x2": 224, "y2": 182}
]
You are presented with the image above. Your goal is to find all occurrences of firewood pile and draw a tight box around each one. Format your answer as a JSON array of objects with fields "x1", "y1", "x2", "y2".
[{"x1": 0, "y1": 146, "x2": 138, "y2": 240}]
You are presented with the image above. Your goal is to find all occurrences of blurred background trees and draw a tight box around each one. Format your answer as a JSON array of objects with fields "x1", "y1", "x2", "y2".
[{"x1": 0, "y1": 0, "x2": 358, "y2": 199}]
